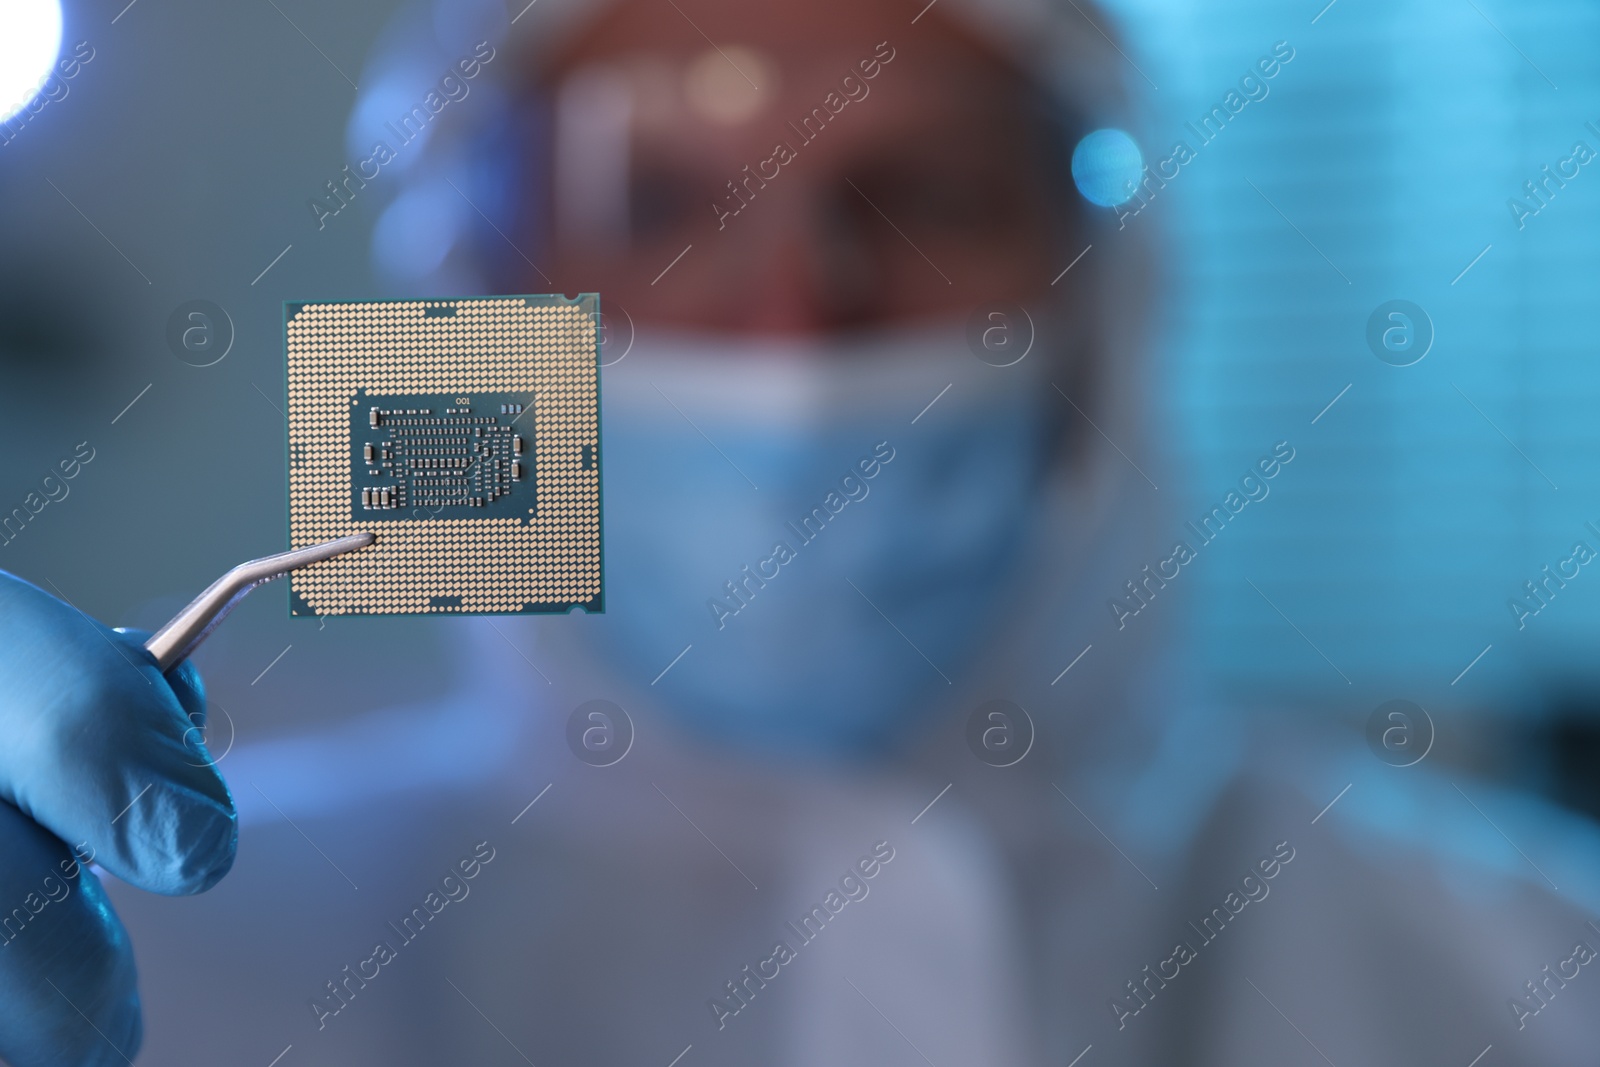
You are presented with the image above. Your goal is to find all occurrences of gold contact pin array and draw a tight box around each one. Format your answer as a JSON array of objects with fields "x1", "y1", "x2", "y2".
[{"x1": 285, "y1": 295, "x2": 603, "y2": 616}]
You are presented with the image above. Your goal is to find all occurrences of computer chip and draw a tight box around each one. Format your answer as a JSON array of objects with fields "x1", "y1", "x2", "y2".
[{"x1": 284, "y1": 294, "x2": 603, "y2": 616}]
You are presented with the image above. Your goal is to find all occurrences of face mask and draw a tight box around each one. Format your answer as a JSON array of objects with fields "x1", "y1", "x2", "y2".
[{"x1": 592, "y1": 325, "x2": 1054, "y2": 760}]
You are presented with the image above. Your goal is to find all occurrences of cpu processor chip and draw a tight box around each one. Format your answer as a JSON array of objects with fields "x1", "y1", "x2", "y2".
[{"x1": 285, "y1": 294, "x2": 602, "y2": 616}]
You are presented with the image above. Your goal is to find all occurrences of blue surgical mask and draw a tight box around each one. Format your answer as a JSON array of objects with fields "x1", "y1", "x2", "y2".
[{"x1": 593, "y1": 326, "x2": 1053, "y2": 760}]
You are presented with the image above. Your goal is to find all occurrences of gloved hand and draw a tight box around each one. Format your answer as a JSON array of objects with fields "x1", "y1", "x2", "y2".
[{"x1": 0, "y1": 571, "x2": 236, "y2": 1067}]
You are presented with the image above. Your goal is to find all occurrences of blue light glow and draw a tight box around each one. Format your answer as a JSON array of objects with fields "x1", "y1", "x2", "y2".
[
  {"x1": 0, "y1": 0, "x2": 63, "y2": 125},
  {"x1": 1071, "y1": 128, "x2": 1143, "y2": 207}
]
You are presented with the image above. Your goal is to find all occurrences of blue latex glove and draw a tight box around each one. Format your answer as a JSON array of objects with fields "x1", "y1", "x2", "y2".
[{"x1": 0, "y1": 571, "x2": 236, "y2": 1066}]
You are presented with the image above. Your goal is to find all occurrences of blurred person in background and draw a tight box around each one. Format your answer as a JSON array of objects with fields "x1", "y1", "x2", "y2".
[{"x1": 5, "y1": 0, "x2": 1600, "y2": 1064}]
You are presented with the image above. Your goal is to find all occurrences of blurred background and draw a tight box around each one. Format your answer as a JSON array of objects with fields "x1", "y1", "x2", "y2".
[
  {"x1": 3, "y1": 0, "x2": 1597, "y2": 813},
  {"x1": 4, "y1": 0, "x2": 1600, "y2": 1060}
]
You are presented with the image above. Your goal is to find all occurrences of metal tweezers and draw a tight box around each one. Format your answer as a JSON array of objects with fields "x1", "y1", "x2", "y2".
[{"x1": 144, "y1": 533, "x2": 375, "y2": 672}]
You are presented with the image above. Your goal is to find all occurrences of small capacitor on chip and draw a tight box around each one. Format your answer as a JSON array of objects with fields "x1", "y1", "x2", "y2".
[
  {"x1": 513, "y1": 436, "x2": 523, "y2": 455},
  {"x1": 364, "y1": 443, "x2": 374, "y2": 462},
  {"x1": 512, "y1": 461, "x2": 522, "y2": 480}
]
